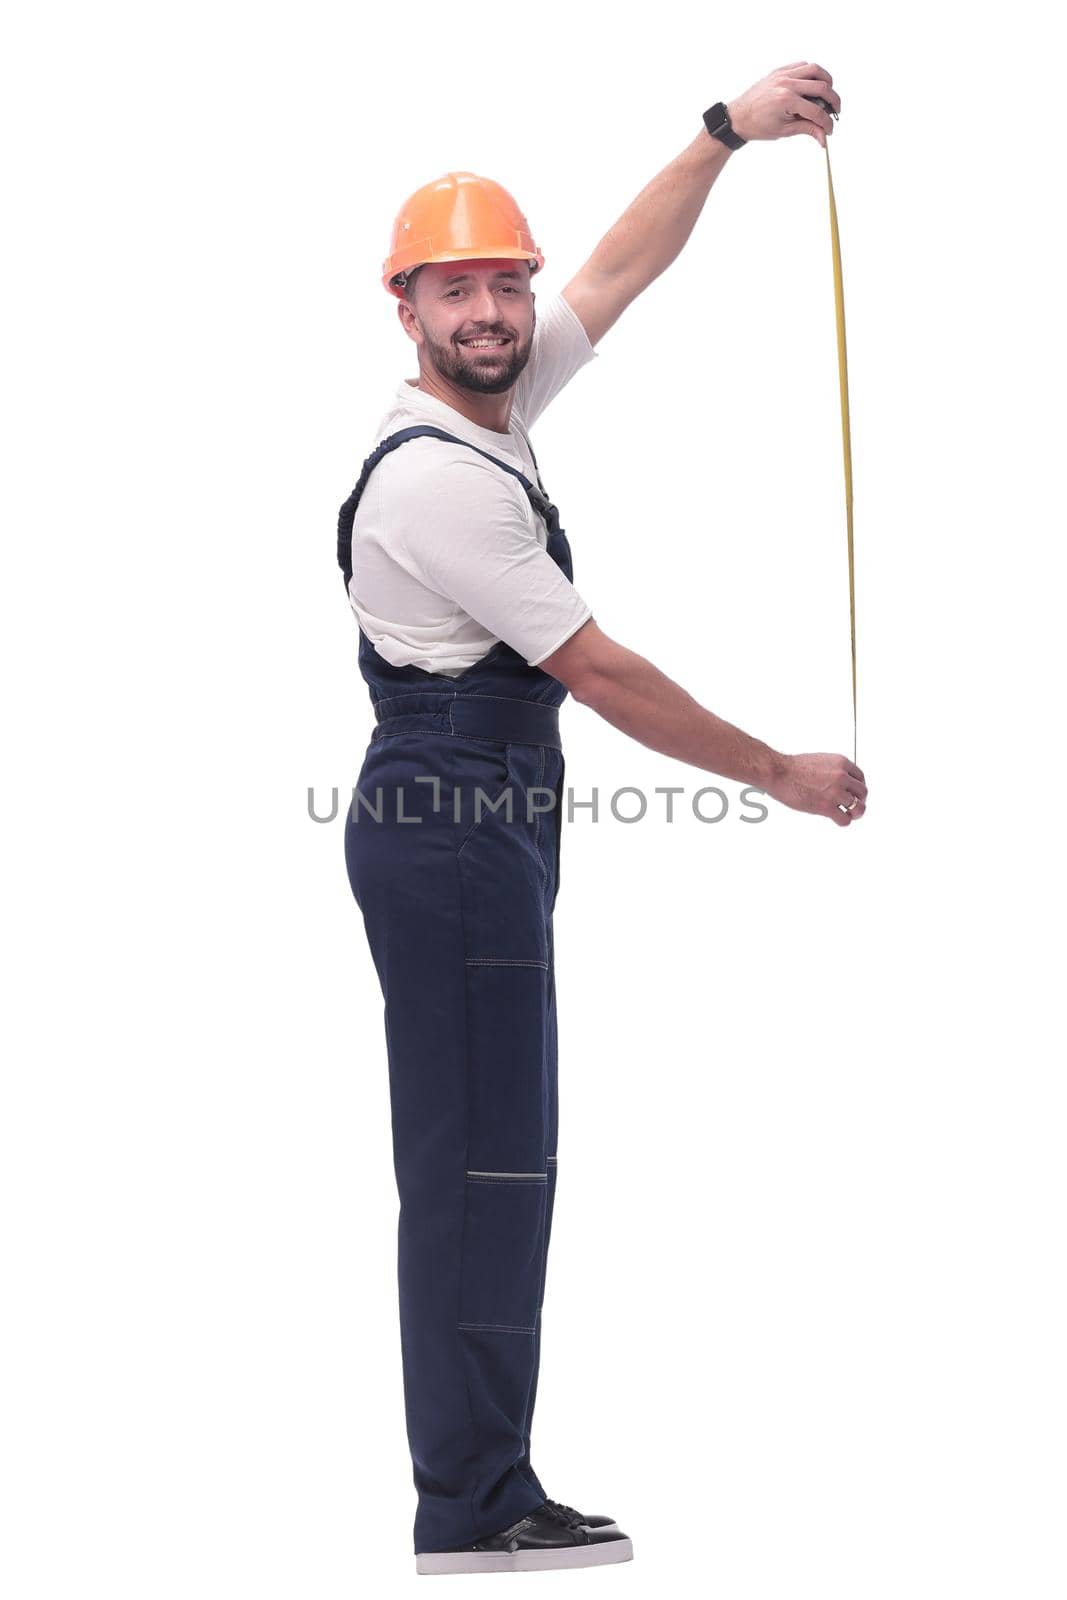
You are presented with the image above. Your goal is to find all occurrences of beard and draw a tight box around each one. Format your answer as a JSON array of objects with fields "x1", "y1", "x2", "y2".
[{"x1": 421, "y1": 321, "x2": 534, "y2": 395}]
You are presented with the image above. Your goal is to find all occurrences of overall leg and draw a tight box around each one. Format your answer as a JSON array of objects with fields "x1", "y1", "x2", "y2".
[
  {"x1": 515, "y1": 912, "x2": 559, "y2": 1501},
  {"x1": 452, "y1": 739, "x2": 557, "y2": 1543},
  {"x1": 511, "y1": 745, "x2": 563, "y2": 1499},
  {"x1": 345, "y1": 736, "x2": 552, "y2": 1555}
]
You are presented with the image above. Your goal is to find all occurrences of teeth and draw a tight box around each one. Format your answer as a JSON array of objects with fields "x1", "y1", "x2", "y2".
[{"x1": 461, "y1": 338, "x2": 508, "y2": 347}]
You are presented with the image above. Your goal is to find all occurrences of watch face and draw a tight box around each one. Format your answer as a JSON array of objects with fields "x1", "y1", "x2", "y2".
[{"x1": 704, "y1": 102, "x2": 728, "y2": 135}]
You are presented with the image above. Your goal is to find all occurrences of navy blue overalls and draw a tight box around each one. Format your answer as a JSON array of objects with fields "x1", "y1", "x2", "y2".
[{"x1": 337, "y1": 424, "x2": 574, "y2": 1555}]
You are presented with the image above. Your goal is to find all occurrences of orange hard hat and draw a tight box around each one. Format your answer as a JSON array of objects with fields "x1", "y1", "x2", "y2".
[{"x1": 382, "y1": 170, "x2": 545, "y2": 299}]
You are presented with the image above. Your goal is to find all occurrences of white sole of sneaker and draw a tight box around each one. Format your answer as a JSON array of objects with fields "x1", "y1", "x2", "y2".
[{"x1": 416, "y1": 1537, "x2": 634, "y2": 1575}]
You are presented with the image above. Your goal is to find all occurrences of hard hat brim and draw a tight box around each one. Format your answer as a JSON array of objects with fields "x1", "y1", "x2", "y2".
[{"x1": 383, "y1": 245, "x2": 543, "y2": 299}]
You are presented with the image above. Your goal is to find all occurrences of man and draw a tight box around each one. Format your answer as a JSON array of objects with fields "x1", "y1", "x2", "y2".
[{"x1": 338, "y1": 61, "x2": 865, "y2": 1576}]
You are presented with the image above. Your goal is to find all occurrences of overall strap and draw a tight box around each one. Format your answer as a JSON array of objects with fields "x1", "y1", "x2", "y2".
[{"x1": 336, "y1": 424, "x2": 552, "y2": 591}]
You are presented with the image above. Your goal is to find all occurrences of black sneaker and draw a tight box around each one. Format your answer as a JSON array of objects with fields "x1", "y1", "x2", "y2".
[
  {"x1": 541, "y1": 1496, "x2": 617, "y2": 1529},
  {"x1": 415, "y1": 1499, "x2": 633, "y2": 1575}
]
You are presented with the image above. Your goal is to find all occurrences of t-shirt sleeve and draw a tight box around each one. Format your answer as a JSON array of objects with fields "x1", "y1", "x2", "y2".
[
  {"x1": 382, "y1": 451, "x2": 594, "y2": 668},
  {"x1": 511, "y1": 289, "x2": 598, "y2": 428}
]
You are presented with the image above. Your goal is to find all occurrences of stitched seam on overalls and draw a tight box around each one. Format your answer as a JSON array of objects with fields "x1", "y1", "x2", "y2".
[
  {"x1": 374, "y1": 683, "x2": 558, "y2": 717},
  {"x1": 374, "y1": 690, "x2": 452, "y2": 707},
  {"x1": 448, "y1": 694, "x2": 559, "y2": 710},
  {"x1": 465, "y1": 958, "x2": 548, "y2": 970},
  {"x1": 457, "y1": 1322, "x2": 537, "y2": 1335},
  {"x1": 463, "y1": 1171, "x2": 547, "y2": 1184},
  {"x1": 465, "y1": 1175, "x2": 548, "y2": 1185},
  {"x1": 371, "y1": 728, "x2": 509, "y2": 747},
  {"x1": 373, "y1": 687, "x2": 496, "y2": 711}
]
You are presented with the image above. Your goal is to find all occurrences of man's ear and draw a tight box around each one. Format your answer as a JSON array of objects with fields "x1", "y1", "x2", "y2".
[{"x1": 398, "y1": 301, "x2": 420, "y2": 343}]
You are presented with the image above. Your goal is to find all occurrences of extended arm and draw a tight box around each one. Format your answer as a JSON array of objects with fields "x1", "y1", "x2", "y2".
[{"x1": 540, "y1": 619, "x2": 866, "y2": 826}]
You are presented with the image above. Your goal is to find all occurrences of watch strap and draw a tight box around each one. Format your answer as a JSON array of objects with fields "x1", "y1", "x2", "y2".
[{"x1": 702, "y1": 101, "x2": 746, "y2": 151}]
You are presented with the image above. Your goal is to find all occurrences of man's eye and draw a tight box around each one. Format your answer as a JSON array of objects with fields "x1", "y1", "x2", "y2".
[{"x1": 446, "y1": 285, "x2": 518, "y2": 298}]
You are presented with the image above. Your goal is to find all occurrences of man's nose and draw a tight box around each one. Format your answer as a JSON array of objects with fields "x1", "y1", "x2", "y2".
[{"x1": 471, "y1": 285, "x2": 505, "y2": 325}]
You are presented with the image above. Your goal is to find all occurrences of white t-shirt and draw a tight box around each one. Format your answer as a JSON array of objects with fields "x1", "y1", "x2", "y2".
[{"x1": 347, "y1": 290, "x2": 599, "y2": 677}]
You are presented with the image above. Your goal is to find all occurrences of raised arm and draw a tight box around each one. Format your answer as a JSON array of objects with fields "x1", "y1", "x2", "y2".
[
  {"x1": 540, "y1": 618, "x2": 866, "y2": 827},
  {"x1": 561, "y1": 62, "x2": 841, "y2": 348}
]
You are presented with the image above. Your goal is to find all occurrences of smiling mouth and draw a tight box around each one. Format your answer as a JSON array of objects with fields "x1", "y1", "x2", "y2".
[{"x1": 458, "y1": 336, "x2": 512, "y2": 351}]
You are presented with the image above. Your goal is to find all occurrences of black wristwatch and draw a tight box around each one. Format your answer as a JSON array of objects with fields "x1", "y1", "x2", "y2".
[{"x1": 702, "y1": 101, "x2": 746, "y2": 151}]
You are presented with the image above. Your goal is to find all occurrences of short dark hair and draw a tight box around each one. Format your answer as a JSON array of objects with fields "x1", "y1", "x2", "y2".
[{"x1": 400, "y1": 264, "x2": 425, "y2": 304}]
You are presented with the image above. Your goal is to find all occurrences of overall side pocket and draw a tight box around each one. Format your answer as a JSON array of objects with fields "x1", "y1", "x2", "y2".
[{"x1": 455, "y1": 739, "x2": 515, "y2": 857}]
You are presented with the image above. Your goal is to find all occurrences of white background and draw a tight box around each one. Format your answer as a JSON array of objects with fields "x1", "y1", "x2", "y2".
[{"x1": 4, "y1": 3, "x2": 1064, "y2": 1596}]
